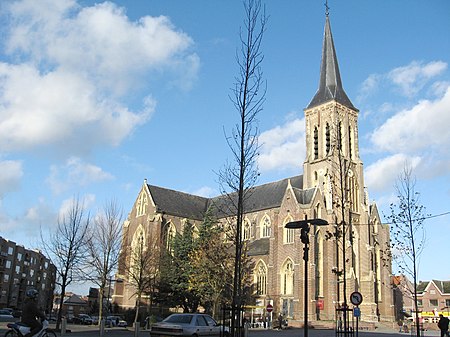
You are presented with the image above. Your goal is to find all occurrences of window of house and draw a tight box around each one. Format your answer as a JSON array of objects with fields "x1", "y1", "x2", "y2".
[
  {"x1": 255, "y1": 262, "x2": 267, "y2": 295},
  {"x1": 417, "y1": 299, "x2": 423, "y2": 307},
  {"x1": 17, "y1": 253, "x2": 22, "y2": 261},
  {"x1": 429, "y1": 299, "x2": 438, "y2": 307},
  {"x1": 7, "y1": 247, "x2": 13, "y2": 255},
  {"x1": 5, "y1": 260, "x2": 11, "y2": 269},
  {"x1": 446, "y1": 299, "x2": 450, "y2": 307},
  {"x1": 260, "y1": 215, "x2": 271, "y2": 238}
]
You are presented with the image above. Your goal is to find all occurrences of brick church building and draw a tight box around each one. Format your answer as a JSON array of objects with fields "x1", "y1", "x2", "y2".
[{"x1": 113, "y1": 12, "x2": 394, "y2": 325}]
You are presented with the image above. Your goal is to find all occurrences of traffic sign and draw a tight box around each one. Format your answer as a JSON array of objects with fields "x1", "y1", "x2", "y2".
[
  {"x1": 354, "y1": 307, "x2": 361, "y2": 317},
  {"x1": 266, "y1": 304, "x2": 273, "y2": 312},
  {"x1": 350, "y1": 291, "x2": 363, "y2": 306}
]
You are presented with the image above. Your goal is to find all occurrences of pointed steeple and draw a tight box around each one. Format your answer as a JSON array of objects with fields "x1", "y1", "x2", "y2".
[{"x1": 307, "y1": 15, "x2": 355, "y2": 110}]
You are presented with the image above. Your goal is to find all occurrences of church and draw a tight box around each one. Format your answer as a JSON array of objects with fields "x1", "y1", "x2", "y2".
[{"x1": 112, "y1": 11, "x2": 394, "y2": 326}]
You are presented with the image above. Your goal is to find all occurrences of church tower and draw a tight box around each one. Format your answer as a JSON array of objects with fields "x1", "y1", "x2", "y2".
[
  {"x1": 302, "y1": 12, "x2": 391, "y2": 323},
  {"x1": 303, "y1": 13, "x2": 365, "y2": 217}
]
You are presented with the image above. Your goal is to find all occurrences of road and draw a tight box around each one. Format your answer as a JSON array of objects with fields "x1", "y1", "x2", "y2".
[{"x1": 0, "y1": 322, "x2": 441, "y2": 337}]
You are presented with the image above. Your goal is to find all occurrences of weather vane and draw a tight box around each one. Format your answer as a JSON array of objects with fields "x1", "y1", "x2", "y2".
[{"x1": 325, "y1": 0, "x2": 330, "y2": 16}]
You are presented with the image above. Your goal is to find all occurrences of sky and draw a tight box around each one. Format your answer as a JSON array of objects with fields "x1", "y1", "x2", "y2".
[{"x1": 0, "y1": 0, "x2": 449, "y2": 295}]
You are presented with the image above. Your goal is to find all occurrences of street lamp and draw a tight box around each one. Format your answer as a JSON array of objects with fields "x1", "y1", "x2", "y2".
[{"x1": 285, "y1": 218, "x2": 328, "y2": 337}]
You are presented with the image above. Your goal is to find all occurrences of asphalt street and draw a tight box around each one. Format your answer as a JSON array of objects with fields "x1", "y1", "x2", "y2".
[{"x1": 0, "y1": 324, "x2": 442, "y2": 337}]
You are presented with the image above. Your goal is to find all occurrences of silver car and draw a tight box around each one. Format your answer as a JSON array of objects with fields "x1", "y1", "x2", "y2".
[{"x1": 150, "y1": 313, "x2": 229, "y2": 337}]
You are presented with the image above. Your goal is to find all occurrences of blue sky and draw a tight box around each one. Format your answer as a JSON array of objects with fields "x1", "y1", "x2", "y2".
[{"x1": 0, "y1": 0, "x2": 449, "y2": 294}]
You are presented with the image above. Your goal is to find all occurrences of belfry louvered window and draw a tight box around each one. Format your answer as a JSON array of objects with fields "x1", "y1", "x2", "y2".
[{"x1": 314, "y1": 127, "x2": 319, "y2": 159}]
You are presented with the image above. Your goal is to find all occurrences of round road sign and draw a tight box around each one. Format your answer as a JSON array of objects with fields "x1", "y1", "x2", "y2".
[
  {"x1": 350, "y1": 291, "x2": 363, "y2": 306},
  {"x1": 266, "y1": 304, "x2": 273, "y2": 312}
]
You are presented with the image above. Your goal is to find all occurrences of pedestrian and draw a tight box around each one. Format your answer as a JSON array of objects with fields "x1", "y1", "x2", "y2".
[
  {"x1": 438, "y1": 314, "x2": 449, "y2": 337},
  {"x1": 277, "y1": 313, "x2": 283, "y2": 330}
]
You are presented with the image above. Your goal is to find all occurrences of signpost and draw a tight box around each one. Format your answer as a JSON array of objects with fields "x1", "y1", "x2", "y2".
[{"x1": 350, "y1": 292, "x2": 363, "y2": 337}]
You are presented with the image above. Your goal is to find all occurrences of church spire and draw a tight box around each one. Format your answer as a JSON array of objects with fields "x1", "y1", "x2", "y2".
[{"x1": 306, "y1": 14, "x2": 355, "y2": 110}]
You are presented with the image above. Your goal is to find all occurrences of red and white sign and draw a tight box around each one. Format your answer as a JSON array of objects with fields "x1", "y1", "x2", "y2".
[{"x1": 266, "y1": 304, "x2": 273, "y2": 312}]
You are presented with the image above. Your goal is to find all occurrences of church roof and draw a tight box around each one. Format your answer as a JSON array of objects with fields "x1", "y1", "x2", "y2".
[
  {"x1": 247, "y1": 238, "x2": 270, "y2": 256},
  {"x1": 292, "y1": 187, "x2": 316, "y2": 204},
  {"x1": 306, "y1": 16, "x2": 356, "y2": 110},
  {"x1": 148, "y1": 185, "x2": 209, "y2": 220},
  {"x1": 146, "y1": 175, "x2": 305, "y2": 220}
]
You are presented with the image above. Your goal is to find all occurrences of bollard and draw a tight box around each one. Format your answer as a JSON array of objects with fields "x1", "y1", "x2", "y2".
[
  {"x1": 134, "y1": 322, "x2": 140, "y2": 337},
  {"x1": 100, "y1": 318, "x2": 105, "y2": 337},
  {"x1": 61, "y1": 317, "x2": 67, "y2": 336}
]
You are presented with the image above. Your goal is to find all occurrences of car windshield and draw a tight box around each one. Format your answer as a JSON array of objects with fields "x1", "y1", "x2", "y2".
[{"x1": 164, "y1": 315, "x2": 193, "y2": 324}]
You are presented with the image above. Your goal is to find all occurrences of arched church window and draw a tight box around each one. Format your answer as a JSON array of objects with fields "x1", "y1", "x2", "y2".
[
  {"x1": 337, "y1": 121, "x2": 343, "y2": 152},
  {"x1": 314, "y1": 127, "x2": 319, "y2": 159},
  {"x1": 281, "y1": 259, "x2": 294, "y2": 295},
  {"x1": 165, "y1": 222, "x2": 176, "y2": 252},
  {"x1": 314, "y1": 203, "x2": 321, "y2": 219},
  {"x1": 283, "y1": 216, "x2": 295, "y2": 244},
  {"x1": 315, "y1": 232, "x2": 324, "y2": 297},
  {"x1": 243, "y1": 218, "x2": 252, "y2": 241},
  {"x1": 131, "y1": 225, "x2": 146, "y2": 278},
  {"x1": 348, "y1": 125, "x2": 353, "y2": 159},
  {"x1": 260, "y1": 215, "x2": 271, "y2": 238},
  {"x1": 136, "y1": 191, "x2": 148, "y2": 217},
  {"x1": 255, "y1": 261, "x2": 267, "y2": 295}
]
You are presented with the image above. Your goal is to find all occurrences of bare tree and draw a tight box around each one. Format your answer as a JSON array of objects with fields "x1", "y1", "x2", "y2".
[
  {"x1": 387, "y1": 165, "x2": 427, "y2": 337},
  {"x1": 217, "y1": 0, "x2": 266, "y2": 335},
  {"x1": 85, "y1": 200, "x2": 123, "y2": 324},
  {"x1": 122, "y1": 229, "x2": 160, "y2": 326},
  {"x1": 40, "y1": 196, "x2": 90, "y2": 330}
]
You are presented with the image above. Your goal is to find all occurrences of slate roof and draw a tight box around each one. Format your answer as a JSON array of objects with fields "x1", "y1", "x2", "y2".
[
  {"x1": 416, "y1": 281, "x2": 429, "y2": 293},
  {"x1": 147, "y1": 175, "x2": 306, "y2": 220},
  {"x1": 306, "y1": 16, "x2": 356, "y2": 110},
  {"x1": 432, "y1": 280, "x2": 450, "y2": 294},
  {"x1": 247, "y1": 238, "x2": 270, "y2": 256},
  {"x1": 148, "y1": 185, "x2": 209, "y2": 220}
]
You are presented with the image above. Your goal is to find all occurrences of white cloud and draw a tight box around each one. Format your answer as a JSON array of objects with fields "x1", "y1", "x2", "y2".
[
  {"x1": 0, "y1": 0, "x2": 197, "y2": 155},
  {"x1": 364, "y1": 154, "x2": 421, "y2": 192},
  {"x1": 370, "y1": 86, "x2": 450, "y2": 154},
  {"x1": 388, "y1": 61, "x2": 447, "y2": 97},
  {"x1": 47, "y1": 157, "x2": 114, "y2": 194},
  {"x1": 358, "y1": 61, "x2": 447, "y2": 102},
  {"x1": 0, "y1": 160, "x2": 23, "y2": 197},
  {"x1": 191, "y1": 186, "x2": 218, "y2": 198},
  {"x1": 58, "y1": 194, "x2": 96, "y2": 219},
  {"x1": 258, "y1": 118, "x2": 305, "y2": 172}
]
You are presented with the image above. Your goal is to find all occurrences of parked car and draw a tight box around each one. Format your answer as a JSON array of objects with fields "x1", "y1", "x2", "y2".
[
  {"x1": 91, "y1": 316, "x2": 99, "y2": 325},
  {"x1": 150, "y1": 313, "x2": 229, "y2": 337},
  {"x1": 105, "y1": 316, "x2": 120, "y2": 327},
  {"x1": 0, "y1": 309, "x2": 14, "y2": 322},
  {"x1": 117, "y1": 319, "x2": 127, "y2": 327},
  {"x1": 73, "y1": 314, "x2": 93, "y2": 325}
]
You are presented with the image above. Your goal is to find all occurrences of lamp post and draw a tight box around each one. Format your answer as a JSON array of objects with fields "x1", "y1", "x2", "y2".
[{"x1": 285, "y1": 218, "x2": 328, "y2": 337}]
